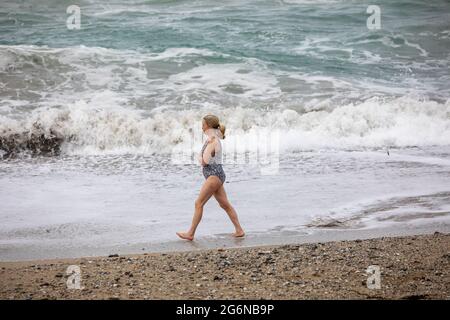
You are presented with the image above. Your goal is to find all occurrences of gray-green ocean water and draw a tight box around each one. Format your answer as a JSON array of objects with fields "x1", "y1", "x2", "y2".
[{"x1": 0, "y1": 0, "x2": 449, "y2": 154}]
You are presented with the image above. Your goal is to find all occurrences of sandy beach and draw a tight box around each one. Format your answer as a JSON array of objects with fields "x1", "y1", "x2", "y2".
[{"x1": 1, "y1": 232, "x2": 448, "y2": 300}]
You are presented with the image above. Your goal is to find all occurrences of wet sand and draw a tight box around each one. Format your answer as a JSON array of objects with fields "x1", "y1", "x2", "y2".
[
  {"x1": 2, "y1": 222, "x2": 449, "y2": 262},
  {"x1": 0, "y1": 233, "x2": 449, "y2": 299}
]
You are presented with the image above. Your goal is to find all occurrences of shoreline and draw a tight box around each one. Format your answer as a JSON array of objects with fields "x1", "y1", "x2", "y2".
[
  {"x1": 1, "y1": 221, "x2": 449, "y2": 262},
  {"x1": 1, "y1": 232, "x2": 449, "y2": 299}
]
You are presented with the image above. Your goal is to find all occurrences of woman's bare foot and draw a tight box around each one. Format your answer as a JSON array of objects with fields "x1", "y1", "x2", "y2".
[
  {"x1": 176, "y1": 232, "x2": 194, "y2": 241},
  {"x1": 233, "y1": 230, "x2": 245, "y2": 238}
]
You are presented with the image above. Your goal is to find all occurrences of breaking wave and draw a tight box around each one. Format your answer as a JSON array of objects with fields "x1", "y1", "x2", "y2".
[{"x1": 1, "y1": 96, "x2": 449, "y2": 156}]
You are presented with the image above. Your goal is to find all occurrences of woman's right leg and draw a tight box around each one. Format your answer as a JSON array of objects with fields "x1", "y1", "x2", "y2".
[
  {"x1": 214, "y1": 185, "x2": 245, "y2": 237},
  {"x1": 176, "y1": 176, "x2": 222, "y2": 241}
]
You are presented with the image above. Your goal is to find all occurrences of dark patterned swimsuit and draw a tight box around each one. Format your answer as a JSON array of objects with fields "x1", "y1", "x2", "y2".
[{"x1": 201, "y1": 139, "x2": 226, "y2": 184}]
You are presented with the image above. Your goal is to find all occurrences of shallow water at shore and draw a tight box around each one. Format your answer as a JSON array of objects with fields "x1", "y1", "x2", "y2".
[{"x1": 1, "y1": 146, "x2": 449, "y2": 261}]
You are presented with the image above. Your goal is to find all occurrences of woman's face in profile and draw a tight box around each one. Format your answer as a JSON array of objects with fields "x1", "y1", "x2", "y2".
[{"x1": 202, "y1": 119, "x2": 208, "y2": 132}]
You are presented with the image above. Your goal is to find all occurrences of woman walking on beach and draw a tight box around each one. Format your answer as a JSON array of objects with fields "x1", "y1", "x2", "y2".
[{"x1": 176, "y1": 115, "x2": 245, "y2": 241}]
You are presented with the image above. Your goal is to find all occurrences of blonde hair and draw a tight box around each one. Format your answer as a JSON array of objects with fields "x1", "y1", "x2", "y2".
[{"x1": 203, "y1": 114, "x2": 226, "y2": 139}]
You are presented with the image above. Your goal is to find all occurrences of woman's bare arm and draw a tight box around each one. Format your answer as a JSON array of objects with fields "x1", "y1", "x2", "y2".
[{"x1": 202, "y1": 137, "x2": 217, "y2": 165}]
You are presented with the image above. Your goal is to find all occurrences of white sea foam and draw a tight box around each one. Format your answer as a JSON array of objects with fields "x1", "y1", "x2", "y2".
[
  {"x1": 1, "y1": 96, "x2": 449, "y2": 155},
  {"x1": 0, "y1": 44, "x2": 278, "y2": 107},
  {"x1": 1, "y1": 45, "x2": 449, "y2": 155},
  {"x1": 167, "y1": 63, "x2": 280, "y2": 99},
  {"x1": 1, "y1": 43, "x2": 445, "y2": 109}
]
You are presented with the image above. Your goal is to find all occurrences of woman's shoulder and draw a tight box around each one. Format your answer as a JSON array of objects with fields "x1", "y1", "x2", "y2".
[{"x1": 207, "y1": 136, "x2": 218, "y2": 145}]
